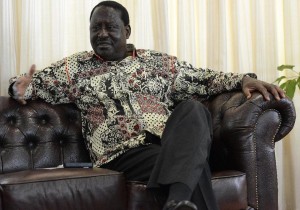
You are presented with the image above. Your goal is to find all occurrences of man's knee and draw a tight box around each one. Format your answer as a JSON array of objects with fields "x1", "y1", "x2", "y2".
[{"x1": 175, "y1": 100, "x2": 210, "y2": 117}]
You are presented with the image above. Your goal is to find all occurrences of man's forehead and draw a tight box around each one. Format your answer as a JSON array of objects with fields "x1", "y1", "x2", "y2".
[{"x1": 91, "y1": 6, "x2": 122, "y2": 21}]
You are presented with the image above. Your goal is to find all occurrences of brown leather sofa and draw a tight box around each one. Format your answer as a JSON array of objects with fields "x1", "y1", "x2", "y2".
[{"x1": 0, "y1": 91, "x2": 296, "y2": 210}]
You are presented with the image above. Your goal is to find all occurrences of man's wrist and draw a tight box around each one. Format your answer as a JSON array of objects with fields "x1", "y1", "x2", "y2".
[{"x1": 241, "y1": 73, "x2": 257, "y2": 88}]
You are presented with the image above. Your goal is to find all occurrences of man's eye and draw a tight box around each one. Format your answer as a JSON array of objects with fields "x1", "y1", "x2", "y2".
[
  {"x1": 107, "y1": 25, "x2": 117, "y2": 30},
  {"x1": 92, "y1": 26, "x2": 100, "y2": 31}
]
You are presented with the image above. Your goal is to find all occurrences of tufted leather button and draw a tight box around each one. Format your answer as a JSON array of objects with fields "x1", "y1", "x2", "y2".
[
  {"x1": 54, "y1": 132, "x2": 68, "y2": 146},
  {"x1": 0, "y1": 97, "x2": 91, "y2": 174},
  {"x1": 40, "y1": 115, "x2": 50, "y2": 125},
  {"x1": 28, "y1": 142, "x2": 35, "y2": 149},
  {"x1": 6, "y1": 115, "x2": 17, "y2": 126},
  {"x1": 37, "y1": 114, "x2": 50, "y2": 125},
  {"x1": 25, "y1": 135, "x2": 39, "y2": 150}
]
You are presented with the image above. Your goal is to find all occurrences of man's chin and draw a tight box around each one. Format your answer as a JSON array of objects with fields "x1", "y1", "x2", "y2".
[
  {"x1": 96, "y1": 48, "x2": 113, "y2": 59},
  {"x1": 97, "y1": 46, "x2": 112, "y2": 52}
]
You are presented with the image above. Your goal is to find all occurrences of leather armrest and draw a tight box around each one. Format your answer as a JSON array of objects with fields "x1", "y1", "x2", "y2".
[
  {"x1": 0, "y1": 168, "x2": 127, "y2": 210},
  {"x1": 204, "y1": 91, "x2": 296, "y2": 210},
  {"x1": 205, "y1": 91, "x2": 295, "y2": 146}
]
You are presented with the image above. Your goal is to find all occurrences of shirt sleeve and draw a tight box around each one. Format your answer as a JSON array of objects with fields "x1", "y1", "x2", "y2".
[
  {"x1": 171, "y1": 59, "x2": 257, "y2": 101},
  {"x1": 9, "y1": 58, "x2": 74, "y2": 104}
]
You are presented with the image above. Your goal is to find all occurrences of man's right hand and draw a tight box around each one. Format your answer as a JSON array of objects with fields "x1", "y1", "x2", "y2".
[{"x1": 13, "y1": 64, "x2": 36, "y2": 104}]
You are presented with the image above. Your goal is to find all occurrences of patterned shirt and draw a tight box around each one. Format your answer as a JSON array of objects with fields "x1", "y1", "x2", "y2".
[{"x1": 10, "y1": 44, "x2": 251, "y2": 166}]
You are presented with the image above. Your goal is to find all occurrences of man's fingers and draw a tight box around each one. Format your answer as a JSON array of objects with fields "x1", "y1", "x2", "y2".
[
  {"x1": 14, "y1": 90, "x2": 27, "y2": 104},
  {"x1": 246, "y1": 85, "x2": 270, "y2": 101},
  {"x1": 267, "y1": 85, "x2": 281, "y2": 100},
  {"x1": 258, "y1": 86, "x2": 270, "y2": 101},
  {"x1": 12, "y1": 90, "x2": 27, "y2": 104},
  {"x1": 12, "y1": 64, "x2": 35, "y2": 105},
  {"x1": 243, "y1": 78, "x2": 286, "y2": 101},
  {"x1": 28, "y1": 64, "x2": 36, "y2": 77},
  {"x1": 271, "y1": 90, "x2": 280, "y2": 100},
  {"x1": 243, "y1": 88, "x2": 252, "y2": 99},
  {"x1": 275, "y1": 85, "x2": 286, "y2": 98},
  {"x1": 266, "y1": 84, "x2": 286, "y2": 101}
]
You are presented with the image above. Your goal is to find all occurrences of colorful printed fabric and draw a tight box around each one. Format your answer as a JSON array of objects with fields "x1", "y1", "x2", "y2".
[{"x1": 9, "y1": 45, "x2": 255, "y2": 166}]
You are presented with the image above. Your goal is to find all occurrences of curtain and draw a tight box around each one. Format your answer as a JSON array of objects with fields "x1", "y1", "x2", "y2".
[{"x1": 1, "y1": 0, "x2": 299, "y2": 209}]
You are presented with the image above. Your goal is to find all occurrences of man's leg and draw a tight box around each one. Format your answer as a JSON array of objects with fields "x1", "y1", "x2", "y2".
[
  {"x1": 190, "y1": 162, "x2": 219, "y2": 210},
  {"x1": 147, "y1": 100, "x2": 219, "y2": 210},
  {"x1": 101, "y1": 142, "x2": 161, "y2": 182}
]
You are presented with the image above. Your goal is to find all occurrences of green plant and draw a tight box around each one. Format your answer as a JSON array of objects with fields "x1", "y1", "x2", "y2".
[{"x1": 275, "y1": 65, "x2": 300, "y2": 99}]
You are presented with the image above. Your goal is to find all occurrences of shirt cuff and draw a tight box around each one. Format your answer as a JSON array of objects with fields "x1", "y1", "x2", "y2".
[
  {"x1": 244, "y1": 73, "x2": 257, "y2": 79},
  {"x1": 24, "y1": 83, "x2": 33, "y2": 100}
]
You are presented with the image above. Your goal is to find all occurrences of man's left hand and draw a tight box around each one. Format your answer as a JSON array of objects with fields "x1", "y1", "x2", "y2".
[{"x1": 242, "y1": 76, "x2": 286, "y2": 101}]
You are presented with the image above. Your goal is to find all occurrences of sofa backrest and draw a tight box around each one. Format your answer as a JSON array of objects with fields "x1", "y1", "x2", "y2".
[{"x1": 0, "y1": 97, "x2": 90, "y2": 173}]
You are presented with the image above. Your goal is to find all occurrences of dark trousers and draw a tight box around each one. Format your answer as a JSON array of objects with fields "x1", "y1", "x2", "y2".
[{"x1": 102, "y1": 100, "x2": 219, "y2": 210}]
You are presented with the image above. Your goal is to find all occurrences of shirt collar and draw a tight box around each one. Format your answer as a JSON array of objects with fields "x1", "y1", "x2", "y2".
[
  {"x1": 77, "y1": 45, "x2": 159, "y2": 64},
  {"x1": 77, "y1": 44, "x2": 136, "y2": 62}
]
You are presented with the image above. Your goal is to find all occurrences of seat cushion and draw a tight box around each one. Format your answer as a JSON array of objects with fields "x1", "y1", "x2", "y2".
[
  {"x1": 0, "y1": 168, "x2": 127, "y2": 210},
  {"x1": 212, "y1": 170, "x2": 247, "y2": 210},
  {"x1": 127, "y1": 170, "x2": 247, "y2": 210},
  {"x1": 127, "y1": 181, "x2": 167, "y2": 210}
]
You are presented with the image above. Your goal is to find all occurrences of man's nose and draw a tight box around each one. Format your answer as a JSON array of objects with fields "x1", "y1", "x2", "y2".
[{"x1": 98, "y1": 28, "x2": 109, "y2": 38}]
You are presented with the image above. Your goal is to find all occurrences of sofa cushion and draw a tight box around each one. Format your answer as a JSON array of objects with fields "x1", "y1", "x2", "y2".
[
  {"x1": 212, "y1": 170, "x2": 247, "y2": 210},
  {"x1": 127, "y1": 181, "x2": 167, "y2": 210},
  {"x1": 0, "y1": 168, "x2": 127, "y2": 210},
  {"x1": 126, "y1": 170, "x2": 247, "y2": 210}
]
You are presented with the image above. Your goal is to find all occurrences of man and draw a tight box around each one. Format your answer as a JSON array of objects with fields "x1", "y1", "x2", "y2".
[{"x1": 10, "y1": 1, "x2": 285, "y2": 210}]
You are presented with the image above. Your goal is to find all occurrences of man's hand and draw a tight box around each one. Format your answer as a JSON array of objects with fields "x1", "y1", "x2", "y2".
[
  {"x1": 242, "y1": 75, "x2": 285, "y2": 101},
  {"x1": 13, "y1": 64, "x2": 36, "y2": 104}
]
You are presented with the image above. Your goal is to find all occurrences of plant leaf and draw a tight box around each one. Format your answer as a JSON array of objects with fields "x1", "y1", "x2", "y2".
[
  {"x1": 277, "y1": 65, "x2": 295, "y2": 71},
  {"x1": 285, "y1": 79, "x2": 297, "y2": 99},
  {"x1": 274, "y1": 76, "x2": 286, "y2": 84},
  {"x1": 280, "y1": 82, "x2": 287, "y2": 89}
]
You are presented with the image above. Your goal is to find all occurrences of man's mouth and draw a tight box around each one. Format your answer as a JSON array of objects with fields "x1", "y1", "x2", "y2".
[{"x1": 96, "y1": 40, "x2": 111, "y2": 48}]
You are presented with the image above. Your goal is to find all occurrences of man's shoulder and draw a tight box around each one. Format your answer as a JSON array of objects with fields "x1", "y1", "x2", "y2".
[
  {"x1": 49, "y1": 51, "x2": 94, "y2": 69},
  {"x1": 67, "y1": 51, "x2": 94, "y2": 62}
]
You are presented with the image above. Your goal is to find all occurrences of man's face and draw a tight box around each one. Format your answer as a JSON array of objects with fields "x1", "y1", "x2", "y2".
[{"x1": 90, "y1": 6, "x2": 131, "y2": 61}]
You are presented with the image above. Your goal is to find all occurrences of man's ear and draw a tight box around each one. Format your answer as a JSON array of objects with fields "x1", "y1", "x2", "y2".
[{"x1": 125, "y1": 25, "x2": 131, "y2": 39}]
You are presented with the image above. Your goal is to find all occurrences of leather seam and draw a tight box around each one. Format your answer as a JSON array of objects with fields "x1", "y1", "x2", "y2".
[
  {"x1": 0, "y1": 172, "x2": 123, "y2": 185},
  {"x1": 211, "y1": 173, "x2": 246, "y2": 180},
  {"x1": 253, "y1": 109, "x2": 282, "y2": 210}
]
